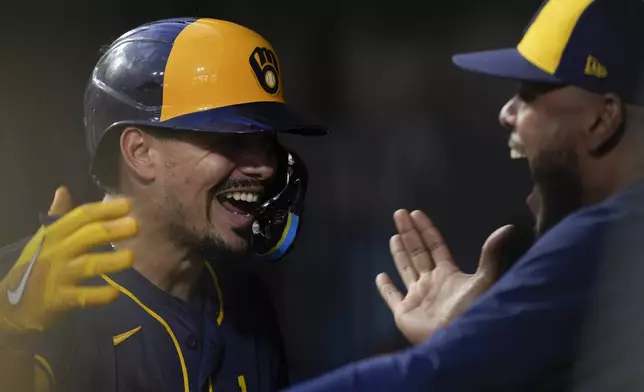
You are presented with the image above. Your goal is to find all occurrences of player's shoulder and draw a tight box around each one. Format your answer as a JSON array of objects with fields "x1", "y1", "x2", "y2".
[
  {"x1": 513, "y1": 182, "x2": 644, "y2": 277},
  {"x1": 0, "y1": 236, "x2": 29, "y2": 261},
  {"x1": 545, "y1": 182, "x2": 644, "y2": 244},
  {"x1": 0, "y1": 236, "x2": 31, "y2": 278}
]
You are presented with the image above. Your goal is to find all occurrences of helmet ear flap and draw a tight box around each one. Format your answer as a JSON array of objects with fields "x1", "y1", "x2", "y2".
[{"x1": 88, "y1": 127, "x2": 125, "y2": 193}]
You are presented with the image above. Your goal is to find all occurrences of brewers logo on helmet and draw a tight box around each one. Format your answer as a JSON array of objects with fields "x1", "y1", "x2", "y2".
[{"x1": 83, "y1": 18, "x2": 327, "y2": 262}]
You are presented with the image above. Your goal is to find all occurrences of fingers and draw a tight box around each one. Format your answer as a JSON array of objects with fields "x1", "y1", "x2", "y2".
[
  {"x1": 46, "y1": 198, "x2": 133, "y2": 243},
  {"x1": 56, "y1": 217, "x2": 139, "y2": 259},
  {"x1": 48, "y1": 186, "x2": 74, "y2": 215},
  {"x1": 376, "y1": 273, "x2": 403, "y2": 311},
  {"x1": 390, "y1": 235, "x2": 419, "y2": 289},
  {"x1": 394, "y1": 209, "x2": 435, "y2": 273},
  {"x1": 64, "y1": 250, "x2": 134, "y2": 282},
  {"x1": 477, "y1": 224, "x2": 516, "y2": 277},
  {"x1": 410, "y1": 210, "x2": 455, "y2": 268},
  {"x1": 52, "y1": 286, "x2": 121, "y2": 311}
]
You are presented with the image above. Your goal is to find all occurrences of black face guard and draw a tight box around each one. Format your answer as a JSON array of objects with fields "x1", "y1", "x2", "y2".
[{"x1": 251, "y1": 148, "x2": 308, "y2": 262}]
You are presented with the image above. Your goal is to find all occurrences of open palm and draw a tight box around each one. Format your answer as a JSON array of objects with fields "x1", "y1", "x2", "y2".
[{"x1": 377, "y1": 210, "x2": 515, "y2": 345}]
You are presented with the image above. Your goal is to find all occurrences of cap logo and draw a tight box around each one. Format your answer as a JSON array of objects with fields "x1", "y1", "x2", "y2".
[
  {"x1": 249, "y1": 47, "x2": 280, "y2": 95},
  {"x1": 584, "y1": 55, "x2": 607, "y2": 78}
]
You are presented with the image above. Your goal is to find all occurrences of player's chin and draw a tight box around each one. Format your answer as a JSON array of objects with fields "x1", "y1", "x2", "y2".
[
  {"x1": 208, "y1": 203, "x2": 255, "y2": 257},
  {"x1": 219, "y1": 228, "x2": 253, "y2": 257}
]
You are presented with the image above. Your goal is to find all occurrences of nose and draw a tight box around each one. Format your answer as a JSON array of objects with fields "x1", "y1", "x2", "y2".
[
  {"x1": 236, "y1": 139, "x2": 277, "y2": 180},
  {"x1": 499, "y1": 95, "x2": 519, "y2": 130}
]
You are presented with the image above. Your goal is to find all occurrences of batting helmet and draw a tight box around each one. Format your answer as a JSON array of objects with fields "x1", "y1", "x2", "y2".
[{"x1": 83, "y1": 17, "x2": 327, "y2": 262}]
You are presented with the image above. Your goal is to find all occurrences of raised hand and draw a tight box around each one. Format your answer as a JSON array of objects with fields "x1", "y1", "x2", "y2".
[
  {"x1": 0, "y1": 187, "x2": 139, "y2": 334},
  {"x1": 376, "y1": 209, "x2": 514, "y2": 345}
]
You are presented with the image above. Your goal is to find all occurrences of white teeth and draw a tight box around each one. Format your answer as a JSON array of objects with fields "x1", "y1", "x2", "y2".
[
  {"x1": 222, "y1": 192, "x2": 259, "y2": 202},
  {"x1": 508, "y1": 133, "x2": 527, "y2": 159}
]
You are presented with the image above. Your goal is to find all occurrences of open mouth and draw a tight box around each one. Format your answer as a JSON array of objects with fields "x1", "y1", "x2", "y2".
[
  {"x1": 508, "y1": 133, "x2": 527, "y2": 159},
  {"x1": 216, "y1": 190, "x2": 263, "y2": 216},
  {"x1": 507, "y1": 133, "x2": 539, "y2": 215}
]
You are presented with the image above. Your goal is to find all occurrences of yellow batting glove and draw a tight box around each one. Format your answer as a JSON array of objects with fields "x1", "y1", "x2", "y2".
[{"x1": 0, "y1": 187, "x2": 139, "y2": 334}]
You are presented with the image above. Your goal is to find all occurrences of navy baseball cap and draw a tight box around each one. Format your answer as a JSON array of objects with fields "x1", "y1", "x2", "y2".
[{"x1": 452, "y1": 0, "x2": 644, "y2": 104}]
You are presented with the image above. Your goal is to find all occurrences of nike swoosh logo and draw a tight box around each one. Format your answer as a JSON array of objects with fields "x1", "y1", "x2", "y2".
[
  {"x1": 113, "y1": 326, "x2": 142, "y2": 346},
  {"x1": 7, "y1": 234, "x2": 46, "y2": 305}
]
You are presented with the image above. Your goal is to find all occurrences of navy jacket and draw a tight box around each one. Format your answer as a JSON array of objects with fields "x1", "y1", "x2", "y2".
[
  {"x1": 0, "y1": 219, "x2": 289, "y2": 392},
  {"x1": 284, "y1": 183, "x2": 644, "y2": 392}
]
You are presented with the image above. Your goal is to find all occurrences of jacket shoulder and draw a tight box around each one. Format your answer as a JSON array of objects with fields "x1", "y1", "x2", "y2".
[{"x1": 0, "y1": 236, "x2": 30, "y2": 279}]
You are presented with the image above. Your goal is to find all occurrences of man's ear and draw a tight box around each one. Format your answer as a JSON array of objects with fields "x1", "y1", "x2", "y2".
[
  {"x1": 120, "y1": 127, "x2": 157, "y2": 182},
  {"x1": 587, "y1": 93, "x2": 625, "y2": 157}
]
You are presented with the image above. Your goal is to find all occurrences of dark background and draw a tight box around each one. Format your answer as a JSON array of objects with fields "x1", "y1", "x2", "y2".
[{"x1": 1, "y1": 0, "x2": 539, "y2": 383}]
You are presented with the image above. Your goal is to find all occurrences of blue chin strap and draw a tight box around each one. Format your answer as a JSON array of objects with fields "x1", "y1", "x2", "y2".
[
  {"x1": 257, "y1": 212, "x2": 300, "y2": 262},
  {"x1": 251, "y1": 149, "x2": 308, "y2": 263}
]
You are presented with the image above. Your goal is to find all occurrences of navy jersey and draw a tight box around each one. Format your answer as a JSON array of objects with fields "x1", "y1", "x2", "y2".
[
  {"x1": 0, "y1": 220, "x2": 289, "y2": 392},
  {"x1": 283, "y1": 182, "x2": 644, "y2": 392}
]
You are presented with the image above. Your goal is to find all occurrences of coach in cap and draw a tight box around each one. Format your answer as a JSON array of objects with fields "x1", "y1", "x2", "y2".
[{"x1": 282, "y1": 0, "x2": 644, "y2": 391}]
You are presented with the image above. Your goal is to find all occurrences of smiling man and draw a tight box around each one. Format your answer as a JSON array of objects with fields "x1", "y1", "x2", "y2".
[
  {"x1": 270, "y1": 0, "x2": 644, "y2": 390},
  {"x1": 0, "y1": 18, "x2": 325, "y2": 392}
]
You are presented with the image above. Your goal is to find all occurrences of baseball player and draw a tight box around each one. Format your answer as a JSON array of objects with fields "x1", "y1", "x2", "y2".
[
  {"x1": 7, "y1": 0, "x2": 644, "y2": 390},
  {"x1": 0, "y1": 18, "x2": 328, "y2": 392},
  {"x1": 1, "y1": 16, "x2": 485, "y2": 392},
  {"x1": 273, "y1": 0, "x2": 644, "y2": 390}
]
